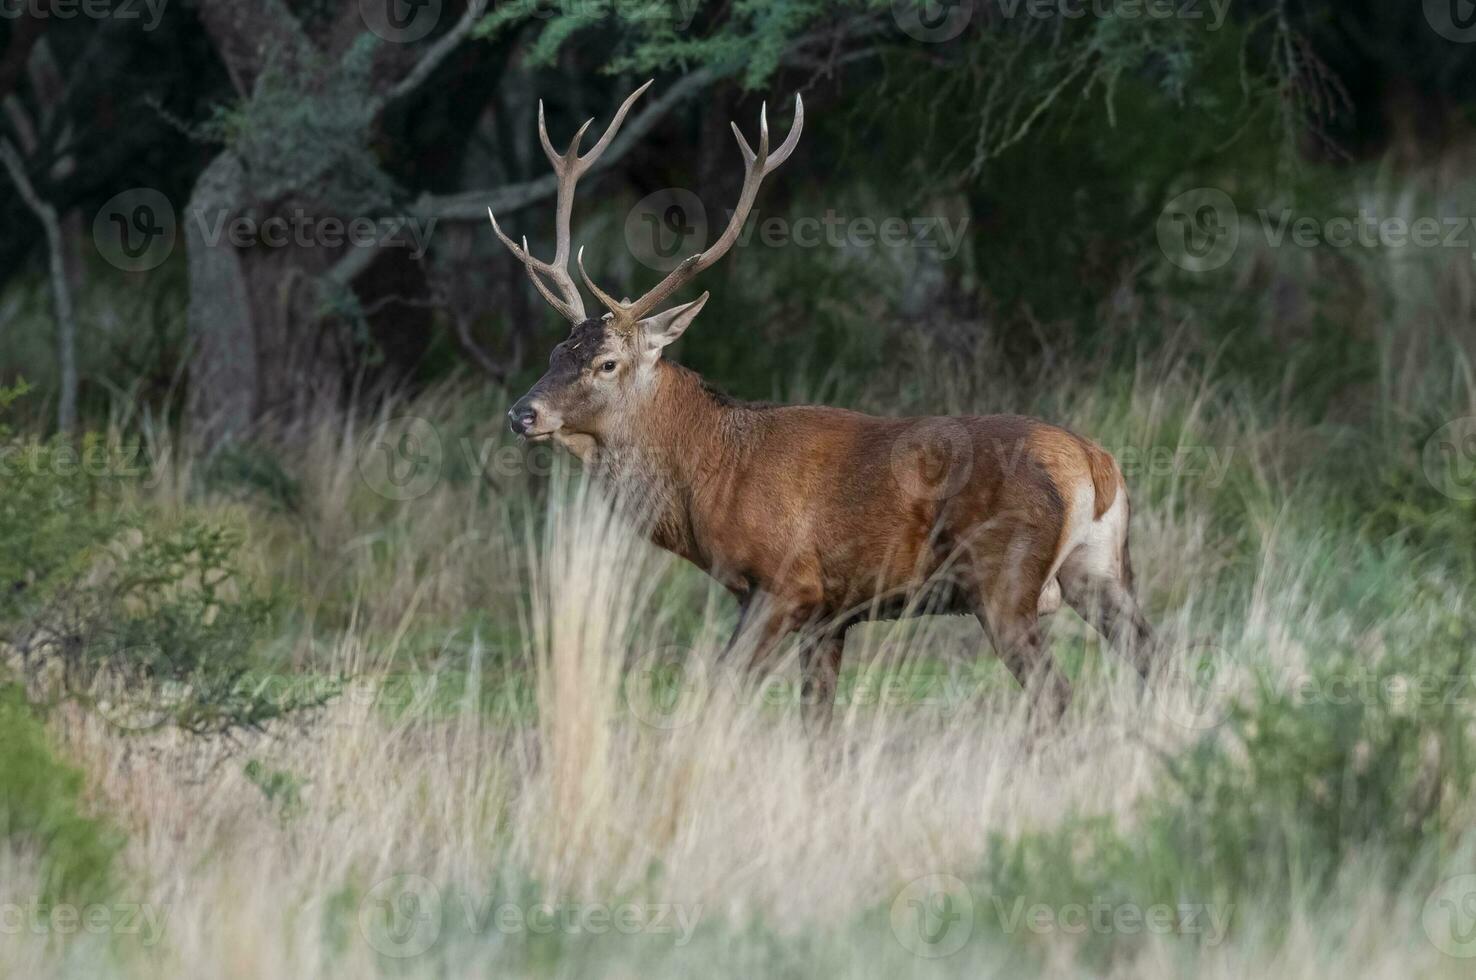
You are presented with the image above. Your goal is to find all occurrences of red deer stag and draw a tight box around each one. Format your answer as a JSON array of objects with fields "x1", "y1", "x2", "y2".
[{"x1": 496, "y1": 82, "x2": 1156, "y2": 722}]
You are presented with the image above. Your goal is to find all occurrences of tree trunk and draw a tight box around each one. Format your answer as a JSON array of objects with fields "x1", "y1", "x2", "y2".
[
  {"x1": 0, "y1": 138, "x2": 76, "y2": 433},
  {"x1": 185, "y1": 151, "x2": 355, "y2": 443},
  {"x1": 186, "y1": 152, "x2": 418, "y2": 444},
  {"x1": 185, "y1": 152, "x2": 257, "y2": 442}
]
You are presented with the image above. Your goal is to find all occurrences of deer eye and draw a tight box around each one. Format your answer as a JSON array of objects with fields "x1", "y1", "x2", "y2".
[{"x1": 599, "y1": 360, "x2": 618, "y2": 374}]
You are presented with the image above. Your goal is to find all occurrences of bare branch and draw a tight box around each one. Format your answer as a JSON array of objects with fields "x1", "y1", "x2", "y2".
[
  {"x1": 384, "y1": 0, "x2": 489, "y2": 106},
  {"x1": 325, "y1": 66, "x2": 723, "y2": 289},
  {"x1": 1, "y1": 138, "x2": 76, "y2": 432},
  {"x1": 414, "y1": 64, "x2": 725, "y2": 222},
  {"x1": 450, "y1": 307, "x2": 509, "y2": 382}
]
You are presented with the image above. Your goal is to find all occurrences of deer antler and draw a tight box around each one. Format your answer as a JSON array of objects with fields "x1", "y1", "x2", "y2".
[
  {"x1": 579, "y1": 94, "x2": 804, "y2": 327},
  {"x1": 487, "y1": 80, "x2": 653, "y2": 323}
]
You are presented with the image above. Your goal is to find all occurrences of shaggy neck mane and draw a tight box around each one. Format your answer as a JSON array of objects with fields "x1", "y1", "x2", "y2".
[{"x1": 594, "y1": 360, "x2": 755, "y2": 507}]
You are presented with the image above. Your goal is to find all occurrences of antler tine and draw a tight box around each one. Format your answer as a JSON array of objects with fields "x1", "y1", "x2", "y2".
[
  {"x1": 536, "y1": 101, "x2": 592, "y2": 171},
  {"x1": 490, "y1": 82, "x2": 653, "y2": 323},
  {"x1": 521, "y1": 235, "x2": 581, "y2": 321},
  {"x1": 729, "y1": 95, "x2": 805, "y2": 175},
  {"x1": 766, "y1": 93, "x2": 804, "y2": 173},
  {"x1": 486, "y1": 207, "x2": 524, "y2": 258},
  {"x1": 575, "y1": 79, "x2": 654, "y2": 175},
  {"x1": 486, "y1": 207, "x2": 582, "y2": 322},
  {"x1": 596, "y1": 95, "x2": 799, "y2": 325},
  {"x1": 576, "y1": 246, "x2": 629, "y2": 319}
]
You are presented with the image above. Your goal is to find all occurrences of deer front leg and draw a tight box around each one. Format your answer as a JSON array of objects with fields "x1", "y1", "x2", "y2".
[
  {"x1": 800, "y1": 630, "x2": 845, "y2": 731},
  {"x1": 719, "y1": 592, "x2": 797, "y2": 673}
]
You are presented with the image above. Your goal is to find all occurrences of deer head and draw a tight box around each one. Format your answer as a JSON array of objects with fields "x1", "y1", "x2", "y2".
[{"x1": 497, "y1": 82, "x2": 803, "y2": 449}]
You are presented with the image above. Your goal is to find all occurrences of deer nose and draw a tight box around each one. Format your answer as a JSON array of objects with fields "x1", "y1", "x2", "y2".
[{"x1": 508, "y1": 399, "x2": 538, "y2": 435}]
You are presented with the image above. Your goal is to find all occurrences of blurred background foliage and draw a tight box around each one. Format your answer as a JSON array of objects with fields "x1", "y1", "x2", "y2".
[{"x1": 0, "y1": 0, "x2": 1469, "y2": 429}]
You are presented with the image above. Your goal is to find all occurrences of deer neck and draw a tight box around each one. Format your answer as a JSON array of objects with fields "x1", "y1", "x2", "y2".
[
  {"x1": 597, "y1": 360, "x2": 729, "y2": 487},
  {"x1": 592, "y1": 360, "x2": 733, "y2": 557}
]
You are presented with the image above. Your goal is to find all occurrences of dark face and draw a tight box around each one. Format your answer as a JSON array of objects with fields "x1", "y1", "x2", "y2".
[{"x1": 507, "y1": 318, "x2": 642, "y2": 442}]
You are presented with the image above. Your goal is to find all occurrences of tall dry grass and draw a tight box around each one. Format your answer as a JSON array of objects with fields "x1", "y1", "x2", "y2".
[{"x1": 7, "y1": 164, "x2": 1476, "y2": 975}]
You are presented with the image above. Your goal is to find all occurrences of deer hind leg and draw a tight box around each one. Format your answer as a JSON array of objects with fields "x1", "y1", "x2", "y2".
[
  {"x1": 1061, "y1": 569, "x2": 1155, "y2": 677},
  {"x1": 975, "y1": 596, "x2": 1072, "y2": 723},
  {"x1": 1057, "y1": 508, "x2": 1157, "y2": 680},
  {"x1": 956, "y1": 518, "x2": 1073, "y2": 722}
]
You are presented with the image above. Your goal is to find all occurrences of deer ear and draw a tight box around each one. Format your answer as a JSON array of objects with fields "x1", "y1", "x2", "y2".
[{"x1": 637, "y1": 292, "x2": 709, "y2": 360}]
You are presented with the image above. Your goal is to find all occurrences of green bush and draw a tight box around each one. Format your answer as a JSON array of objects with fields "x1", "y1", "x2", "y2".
[
  {"x1": 0, "y1": 386, "x2": 333, "y2": 735},
  {"x1": 974, "y1": 595, "x2": 1474, "y2": 966},
  {"x1": 0, "y1": 683, "x2": 120, "y2": 904}
]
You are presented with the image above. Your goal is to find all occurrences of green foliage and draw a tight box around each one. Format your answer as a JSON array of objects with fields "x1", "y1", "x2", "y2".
[
  {"x1": 201, "y1": 443, "x2": 303, "y2": 514},
  {"x1": 0, "y1": 683, "x2": 120, "y2": 904},
  {"x1": 243, "y1": 758, "x2": 306, "y2": 824},
  {"x1": 1160, "y1": 627, "x2": 1472, "y2": 896},
  {"x1": 198, "y1": 38, "x2": 394, "y2": 213},
  {"x1": 0, "y1": 391, "x2": 331, "y2": 736},
  {"x1": 1360, "y1": 420, "x2": 1476, "y2": 582},
  {"x1": 0, "y1": 433, "x2": 121, "y2": 628},
  {"x1": 974, "y1": 595, "x2": 1475, "y2": 966}
]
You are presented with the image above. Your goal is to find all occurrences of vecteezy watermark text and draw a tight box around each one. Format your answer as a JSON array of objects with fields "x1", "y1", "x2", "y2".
[
  {"x1": 0, "y1": 0, "x2": 168, "y2": 29},
  {"x1": 626, "y1": 189, "x2": 968, "y2": 271},
  {"x1": 0, "y1": 440, "x2": 168, "y2": 486},
  {"x1": 1159, "y1": 187, "x2": 1476, "y2": 272},
  {"x1": 989, "y1": 895, "x2": 1234, "y2": 944},
  {"x1": 892, "y1": 0, "x2": 1232, "y2": 44},
  {"x1": 889, "y1": 875, "x2": 1232, "y2": 958},
  {"x1": 0, "y1": 900, "x2": 168, "y2": 946},
  {"x1": 189, "y1": 209, "x2": 436, "y2": 259},
  {"x1": 358, "y1": 875, "x2": 702, "y2": 958},
  {"x1": 91, "y1": 188, "x2": 437, "y2": 272}
]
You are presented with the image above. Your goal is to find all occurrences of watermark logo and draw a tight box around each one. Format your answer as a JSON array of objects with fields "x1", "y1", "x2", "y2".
[
  {"x1": 1425, "y1": 0, "x2": 1476, "y2": 43},
  {"x1": 1423, "y1": 417, "x2": 1476, "y2": 501},
  {"x1": 360, "y1": 874, "x2": 443, "y2": 958},
  {"x1": 626, "y1": 189, "x2": 707, "y2": 272},
  {"x1": 891, "y1": 874, "x2": 974, "y2": 957},
  {"x1": 360, "y1": 0, "x2": 442, "y2": 42},
  {"x1": 1157, "y1": 187, "x2": 1238, "y2": 272},
  {"x1": 357, "y1": 416, "x2": 443, "y2": 501},
  {"x1": 893, "y1": 0, "x2": 973, "y2": 42},
  {"x1": 889, "y1": 418, "x2": 974, "y2": 501},
  {"x1": 1424, "y1": 874, "x2": 1476, "y2": 958},
  {"x1": 93, "y1": 188, "x2": 176, "y2": 272},
  {"x1": 624, "y1": 645, "x2": 708, "y2": 730}
]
